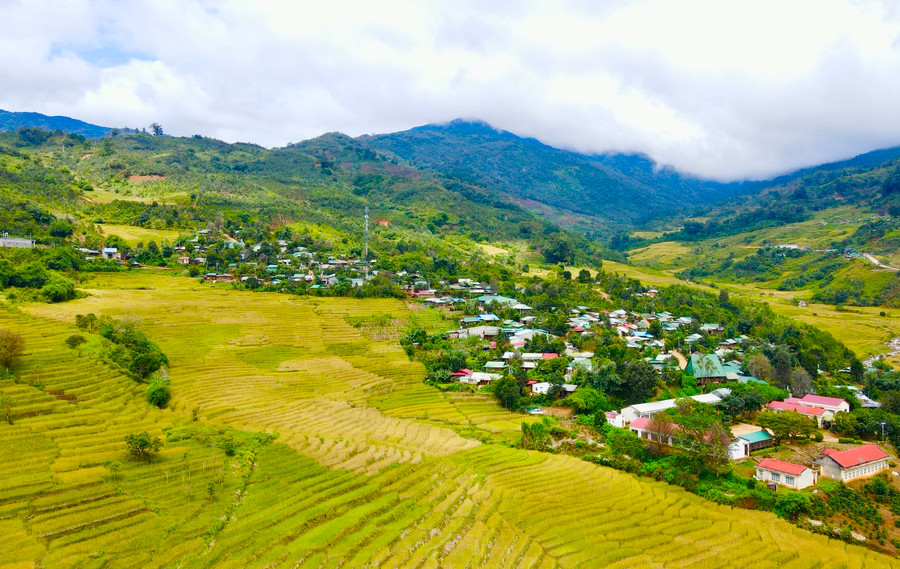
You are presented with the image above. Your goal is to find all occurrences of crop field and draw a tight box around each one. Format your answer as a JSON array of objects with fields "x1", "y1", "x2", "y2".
[
  {"x1": 4, "y1": 271, "x2": 900, "y2": 567},
  {"x1": 96, "y1": 223, "x2": 184, "y2": 246}
]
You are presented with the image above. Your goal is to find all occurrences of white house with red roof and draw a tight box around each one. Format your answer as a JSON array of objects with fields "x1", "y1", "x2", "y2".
[
  {"x1": 766, "y1": 400, "x2": 826, "y2": 428},
  {"x1": 796, "y1": 394, "x2": 850, "y2": 414},
  {"x1": 629, "y1": 417, "x2": 677, "y2": 445},
  {"x1": 756, "y1": 458, "x2": 818, "y2": 489},
  {"x1": 815, "y1": 444, "x2": 890, "y2": 481}
]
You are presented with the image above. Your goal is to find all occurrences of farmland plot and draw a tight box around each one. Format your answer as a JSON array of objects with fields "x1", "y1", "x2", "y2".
[{"x1": 3, "y1": 272, "x2": 898, "y2": 568}]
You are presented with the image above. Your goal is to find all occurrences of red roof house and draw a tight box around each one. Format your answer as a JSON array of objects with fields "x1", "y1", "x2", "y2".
[
  {"x1": 816, "y1": 444, "x2": 890, "y2": 481},
  {"x1": 756, "y1": 458, "x2": 818, "y2": 489}
]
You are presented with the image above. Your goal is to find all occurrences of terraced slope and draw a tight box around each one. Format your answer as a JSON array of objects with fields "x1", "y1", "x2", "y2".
[{"x1": 3, "y1": 272, "x2": 898, "y2": 568}]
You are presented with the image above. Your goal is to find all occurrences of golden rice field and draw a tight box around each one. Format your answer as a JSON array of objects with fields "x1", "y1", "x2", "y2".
[{"x1": 2, "y1": 271, "x2": 898, "y2": 567}]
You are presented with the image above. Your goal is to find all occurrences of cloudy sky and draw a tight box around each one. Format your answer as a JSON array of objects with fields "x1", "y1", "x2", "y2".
[{"x1": 3, "y1": 0, "x2": 900, "y2": 180}]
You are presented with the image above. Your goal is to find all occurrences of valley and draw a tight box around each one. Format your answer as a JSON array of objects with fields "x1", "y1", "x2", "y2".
[
  {"x1": 4, "y1": 114, "x2": 900, "y2": 566},
  {"x1": 2, "y1": 272, "x2": 897, "y2": 568}
]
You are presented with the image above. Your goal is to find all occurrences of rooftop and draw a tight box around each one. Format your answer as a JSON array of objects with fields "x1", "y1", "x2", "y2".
[
  {"x1": 757, "y1": 458, "x2": 809, "y2": 476},
  {"x1": 821, "y1": 444, "x2": 889, "y2": 468}
]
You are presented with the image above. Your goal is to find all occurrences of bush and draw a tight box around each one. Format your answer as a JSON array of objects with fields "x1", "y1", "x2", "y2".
[
  {"x1": 65, "y1": 334, "x2": 87, "y2": 349},
  {"x1": 146, "y1": 381, "x2": 171, "y2": 408},
  {"x1": 40, "y1": 275, "x2": 76, "y2": 302},
  {"x1": 813, "y1": 431, "x2": 824, "y2": 442},
  {"x1": 125, "y1": 431, "x2": 162, "y2": 460}
]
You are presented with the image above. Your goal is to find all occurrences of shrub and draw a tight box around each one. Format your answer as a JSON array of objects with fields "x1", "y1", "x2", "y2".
[
  {"x1": 65, "y1": 334, "x2": 87, "y2": 349},
  {"x1": 146, "y1": 381, "x2": 171, "y2": 408},
  {"x1": 125, "y1": 431, "x2": 162, "y2": 460}
]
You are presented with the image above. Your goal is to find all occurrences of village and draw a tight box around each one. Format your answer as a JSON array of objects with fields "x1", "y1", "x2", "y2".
[{"x1": 406, "y1": 279, "x2": 899, "y2": 505}]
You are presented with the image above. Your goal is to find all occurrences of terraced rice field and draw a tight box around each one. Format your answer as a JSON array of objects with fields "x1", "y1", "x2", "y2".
[{"x1": 3, "y1": 272, "x2": 899, "y2": 567}]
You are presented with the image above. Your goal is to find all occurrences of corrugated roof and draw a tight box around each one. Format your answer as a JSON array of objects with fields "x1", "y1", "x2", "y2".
[
  {"x1": 738, "y1": 430, "x2": 773, "y2": 443},
  {"x1": 801, "y1": 394, "x2": 847, "y2": 407},
  {"x1": 821, "y1": 444, "x2": 889, "y2": 468},
  {"x1": 757, "y1": 458, "x2": 808, "y2": 476}
]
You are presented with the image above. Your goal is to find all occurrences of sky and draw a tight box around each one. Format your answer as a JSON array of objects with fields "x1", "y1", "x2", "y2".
[{"x1": 3, "y1": 0, "x2": 900, "y2": 180}]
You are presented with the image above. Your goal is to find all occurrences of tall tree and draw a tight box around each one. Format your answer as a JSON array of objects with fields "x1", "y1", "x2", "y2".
[
  {"x1": 790, "y1": 367, "x2": 813, "y2": 396},
  {"x1": 149, "y1": 122, "x2": 163, "y2": 136},
  {"x1": 772, "y1": 347, "x2": 792, "y2": 389},
  {"x1": 747, "y1": 353, "x2": 773, "y2": 382}
]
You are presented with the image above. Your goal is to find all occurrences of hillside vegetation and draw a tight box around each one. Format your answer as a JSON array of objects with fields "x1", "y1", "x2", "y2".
[
  {"x1": 0, "y1": 272, "x2": 895, "y2": 568},
  {"x1": 628, "y1": 144, "x2": 900, "y2": 308},
  {"x1": 360, "y1": 119, "x2": 737, "y2": 233}
]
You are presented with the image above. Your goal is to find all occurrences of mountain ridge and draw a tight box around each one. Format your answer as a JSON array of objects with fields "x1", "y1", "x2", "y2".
[{"x1": 0, "y1": 109, "x2": 113, "y2": 138}]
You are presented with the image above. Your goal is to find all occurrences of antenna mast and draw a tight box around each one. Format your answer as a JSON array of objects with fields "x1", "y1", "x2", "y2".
[{"x1": 364, "y1": 206, "x2": 369, "y2": 279}]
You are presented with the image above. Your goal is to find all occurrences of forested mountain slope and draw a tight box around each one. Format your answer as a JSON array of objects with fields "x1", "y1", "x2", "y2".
[{"x1": 359, "y1": 119, "x2": 736, "y2": 230}]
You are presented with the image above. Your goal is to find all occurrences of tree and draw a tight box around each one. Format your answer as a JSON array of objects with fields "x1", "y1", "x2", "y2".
[
  {"x1": 493, "y1": 376, "x2": 523, "y2": 410},
  {"x1": 619, "y1": 360, "x2": 658, "y2": 404},
  {"x1": 564, "y1": 386, "x2": 606, "y2": 414},
  {"x1": 649, "y1": 319, "x2": 664, "y2": 339},
  {"x1": 756, "y1": 410, "x2": 816, "y2": 442},
  {"x1": 577, "y1": 269, "x2": 592, "y2": 283},
  {"x1": 747, "y1": 353, "x2": 773, "y2": 382},
  {"x1": 150, "y1": 122, "x2": 164, "y2": 136},
  {"x1": 790, "y1": 367, "x2": 813, "y2": 396},
  {"x1": 0, "y1": 329, "x2": 25, "y2": 372},
  {"x1": 130, "y1": 351, "x2": 166, "y2": 380},
  {"x1": 65, "y1": 334, "x2": 87, "y2": 350},
  {"x1": 146, "y1": 381, "x2": 171, "y2": 408},
  {"x1": 520, "y1": 418, "x2": 552, "y2": 451},
  {"x1": 543, "y1": 234, "x2": 574, "y2": 264},
  {"x1": 702, "y1": 421, "x2": 733, "y2": 477},
  {"x1": 850, "y1": 359, "x2": 865, "y2": 383},
  {"x1": 125, "y1": 431, "x2": 162, "y2": 460},
  {"x1": 49, "y1": 220, "x2": 74, "y2": 238},
  {"x1": 605, "y1": 427, "x2": 647, "y2": 460},
  {"x1": 772, "y1": 347, "x2": 792, "y2": 389},
  {"x1": 646, "y1": 414, "x2": 677, "y2": 455}
]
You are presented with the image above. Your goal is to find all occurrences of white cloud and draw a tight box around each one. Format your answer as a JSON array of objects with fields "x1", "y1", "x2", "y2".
[{"x1": 2, "y1": 0, "x2": 900, "y2": 179}]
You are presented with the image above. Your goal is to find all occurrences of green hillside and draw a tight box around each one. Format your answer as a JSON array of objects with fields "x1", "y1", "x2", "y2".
[{"x1": 628, "y1": 145, "x2": 900, "y2": 308}]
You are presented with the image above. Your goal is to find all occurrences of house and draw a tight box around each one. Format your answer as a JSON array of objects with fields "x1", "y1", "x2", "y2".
[
  {"x1": 629, "y1": 417, "x2": 677, "y2": 445},
  {"x1": 756, "y1": 458, "x2": 818, "y2": 489},
  {"x1": 619, "y1": 390, "x2": 731, "y2": 424},
  {"x1": 685, "y1": 354, "x2": 727, "y2": 385},
  {"x1": 699, "y1": 323, "x2": 724, "y2": 334},
  {"x1": 815, "y1": 444, "x2": 890, "y2": 481},
  {"x1": 531, "y1": 382, "x2": 577, "y2": 395},
  {"x1": 605, "y1": 411, "x2": 624, "y2": 428},
  {"x1": 728, "y1": 430, "x2": 775, "y2": 459},
  {"x1": 0, "y1": 236, "x2": 35, "y2": 248},
  {"x1": 766, "y1": 400, "x2": 826, "y2": 428},
  {"x1": 458, "y1": 372, "x2": 501, "y2": 385},
  {"x1": 101, "y1": 247, "x2": 121, "y2": 260},
  {"x1": 797, "y1": 394, "x2": 850, "y2": 414},
  {"x1": 448, "y1": 326, "x2": 500, "y2": 339},
  {"x1": 474, "y1": 294, "x2": 519, "y2": 307}
]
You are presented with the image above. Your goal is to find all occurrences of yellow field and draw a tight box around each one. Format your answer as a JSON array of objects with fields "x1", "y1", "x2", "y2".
[
  {"x1": 97, "y1": 224, "x2": 183, "y2": 245},
  {"x1": 2, "y1": 272, "x2": 898, "y2": 567}
]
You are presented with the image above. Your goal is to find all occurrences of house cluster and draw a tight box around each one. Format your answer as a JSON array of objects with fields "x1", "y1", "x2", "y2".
[
  {"x1": 756, "y1": 443, "x2": 890, "y2": 490},
  {"x1": 766, "y1": 394, "x2": 851, "y2": 428},
  {"x1": 609, "y1": 386, "x2": 884, "y2": 489}
]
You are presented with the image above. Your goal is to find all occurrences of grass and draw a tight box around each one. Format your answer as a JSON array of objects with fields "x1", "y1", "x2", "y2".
[
  {"x1": 4, "y1": 271, "x2": 900, "y2": 567},
  {"x1": 97, "y1": 223, "x2": 184, "y2": 246}
]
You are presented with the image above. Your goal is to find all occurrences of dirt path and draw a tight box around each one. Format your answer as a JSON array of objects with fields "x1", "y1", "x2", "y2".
[
  {"x1": 862, "y1": 252, "x2": 900, "y2": 272},
  {"x1": 670, "y1": 349, "x2": 688, "y2": 370}
]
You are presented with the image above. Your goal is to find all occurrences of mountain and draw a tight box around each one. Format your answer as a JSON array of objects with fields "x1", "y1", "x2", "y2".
[
  {"x1": 358, "y1": 119, "x2": 736, "y2": 232},
  {"x1": 0, "y1": 109, "x2": 112, "y2": 138},
  {"x1": 0, "y1": 126, "x2": 606, "y2": 264}
]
